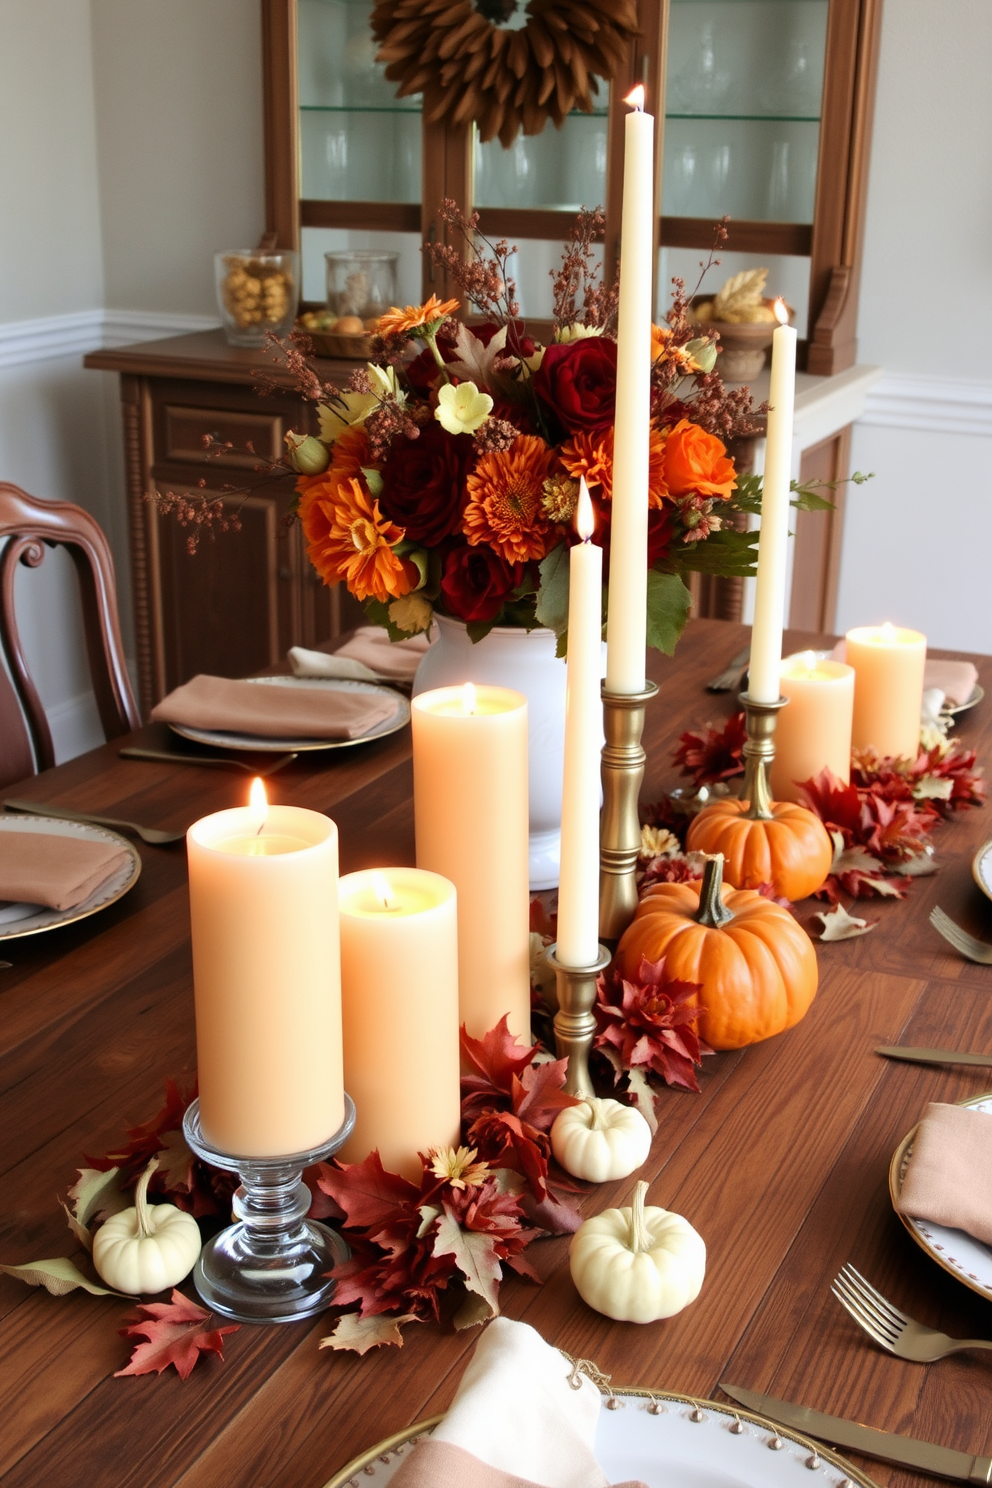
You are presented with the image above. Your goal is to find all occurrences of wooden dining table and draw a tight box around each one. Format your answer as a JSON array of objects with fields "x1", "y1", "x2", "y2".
[{"x1": 2, "y1": 616, "x2": 991, "y2": 1488}]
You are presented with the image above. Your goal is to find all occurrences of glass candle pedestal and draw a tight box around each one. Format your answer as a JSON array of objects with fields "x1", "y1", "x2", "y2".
[{"x1": 183, "y1": 1094, "x2": 356, "y2": 1324}]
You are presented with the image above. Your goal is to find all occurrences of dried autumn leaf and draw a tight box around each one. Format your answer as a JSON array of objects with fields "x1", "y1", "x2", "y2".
[
  {"x1": 713, "y1": 268, "x2": 768, "y2": 322},
  {"x1": 115, "y1": 1289, "x2": 238, "y2": 1381},
  {"x1": 0, "y1": 1256, "x2": 126, "y2": 1298},
  {"x1": 433, "y1": 1206, "x2": 502, "y2": 1313},
  {"x1": 815, "y1": 903, "x2": 878, "y2": 941},
  {"x1": 319, "y1": 1313, "x2": 418, "y2": 1355},
  {"x1": 68, "y1": 1166, "x2": 129, "y2": 1229},
  {"x1": 453, "y1": 1289, "x2": 497, "y2": 1331},
  {"x1": 622, "y1": 1067, "x2": 660, "y2": 1135}
]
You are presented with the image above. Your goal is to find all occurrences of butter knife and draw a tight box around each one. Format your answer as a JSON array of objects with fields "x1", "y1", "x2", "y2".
[
  {"x1": 876, "y1": 1045, "x2": 992, "y2": 1068},
  {"x1": 720, "y1": 1384, "x2": 992, "y2": 1483}
]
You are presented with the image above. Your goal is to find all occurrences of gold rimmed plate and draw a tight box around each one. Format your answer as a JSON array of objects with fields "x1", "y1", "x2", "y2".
[
  {"x1": 972, "y1": 838, "x2": 992, "y2": 901},
  {"x1": 944, "y1": 683, "x2": 984, "y2": 719},
  {"x1": 889, "y1": 1090, "x2": 992, "y2": 1302},
  {"x1": 0, "y1": 815, "x2": 141, "y2": 941},
  {"x1": 169, "y1": 676, "x2": 410, "y2": 754},
  {"x1": 322, "y1": 1387, "x2": 878, "y2": 1488}
]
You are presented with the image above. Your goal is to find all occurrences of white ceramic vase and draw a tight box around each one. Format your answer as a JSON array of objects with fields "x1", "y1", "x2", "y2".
[{"x1": 412, "y1": 614, "x2": 577, "y2": 890}]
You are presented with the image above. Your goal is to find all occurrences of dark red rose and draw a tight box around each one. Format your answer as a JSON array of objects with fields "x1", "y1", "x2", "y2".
[
  {"x1": 379, "y1": 422, "x2": 473, "y2": 546},
  {"x1": 533, "y1": 337, "x2": 617, "y2": 435},
  {"x1": 440, "y1": 543, "x2": 523, "y2": 624}
]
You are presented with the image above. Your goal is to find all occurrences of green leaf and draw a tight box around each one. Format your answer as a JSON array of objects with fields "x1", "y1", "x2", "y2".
[
  {"x1": 363, "y1": 597, "x2": 414, "y2": 644},
  {"x1": 433, "y1": 1207, "x2": 502, "y2": 1312},
  {"x1": 645, "y1": 569, "x2": 692, "y2": 656},
  {"x1": 0, "y1": 1257, "x2": 127, "y2": 1297},
  {"x1": 465, "y1": 618, "x2": 498, "y2": 644},
  {"x1": 319, "y1": 1313, "x2": 419, "y2": 1355},
  {"x1": 534, "y1": 542, "x2": 570, "y2": 636},
  {"x1": 729, "y1": 470, "x2": 764, "y2": 514},
  {"x1": 674, "y1": 528, "x2": 758, "y2": 578},
  {"x1": 789, "y1": 479, "x2": 834, "y2": 512},
  {"x1": 360, "y1": 465, "x2": 384, "y2": 498}
]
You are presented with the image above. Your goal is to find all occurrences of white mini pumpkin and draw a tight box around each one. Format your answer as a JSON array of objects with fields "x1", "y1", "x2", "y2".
[
  {"x1": 569, "y1": 1180, "x2": 706, "y2": 1323},
  {"x1": 551, "y1": 1097, "x2": 651, "y2": 1183},
  {"x1": 92, "y1": 1157, "x2": 201, "y2": 1295}
]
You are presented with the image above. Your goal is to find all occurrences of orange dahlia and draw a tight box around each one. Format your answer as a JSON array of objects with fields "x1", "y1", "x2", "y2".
[
  {"x1": 463, "y1": 435, "x2": 556, "y2": 563},
  {"x1": 299, "y1": 474, "x2": 415, "y2": 604},
  {"x1": 377, "y1": 295, "x2": 460, "y2": 339},
  {"x1": 561, "y1": 427, "x2": 669, "y2": 508}
]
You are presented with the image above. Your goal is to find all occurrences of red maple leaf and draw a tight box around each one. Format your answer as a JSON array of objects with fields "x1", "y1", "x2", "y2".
[
  {"x1": 640, "y1": 853, "x2": 702, "y2": 889},
  {"x1": 115, "y1": 1289, "x2": 238, "y2": 1381},
  {"x1": 512, "y1": 1058, "x2": 580, "y2": 1133},
  {"x1": 460, "y1": 1016, "x2": 538, "y2": 1123},
  {"x1": 315, "y1": 1151, "x2": 420, "y2": 1233},
  {"x1": 595, "y1": 955, "x2": 709, "y2": 1093},
  {"x1": 673, "y1": 710, "x2": 747, "y2": 787},
  {"x1": 796, "y1": 768, "x2": 865, "y2": 841}
]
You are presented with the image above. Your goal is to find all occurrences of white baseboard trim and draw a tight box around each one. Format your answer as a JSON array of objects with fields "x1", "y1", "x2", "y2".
[
  {"x1": 861, "y1": 372, "x2": 992, "y2": 437},
  {"x1": 0, "y1": 308, "x2": 221, "y2": 369}
]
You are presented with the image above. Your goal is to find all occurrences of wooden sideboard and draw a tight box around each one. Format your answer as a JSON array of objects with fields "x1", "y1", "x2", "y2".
[{"x1": 84, "y1": 330, "x2": 364, "y2": 714}]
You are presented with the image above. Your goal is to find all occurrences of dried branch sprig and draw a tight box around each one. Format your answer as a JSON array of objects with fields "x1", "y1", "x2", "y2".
[
  {"x1": 253, "y1": 329, "x2": 343, "y2": 406},
  {"x1": 146, "y1": 490, "x2": 244, "y2": 555},
  {"x1": 550, "y1": 208, "x2": 612, "y2": 333},
  {"x1": 426, "y1": 200, "x2": 520, "y2": 323}
]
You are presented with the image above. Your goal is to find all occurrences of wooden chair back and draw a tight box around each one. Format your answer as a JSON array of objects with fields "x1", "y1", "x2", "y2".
[{"x1": 0, "y1": 484, "x2": 140, "y2": 787}]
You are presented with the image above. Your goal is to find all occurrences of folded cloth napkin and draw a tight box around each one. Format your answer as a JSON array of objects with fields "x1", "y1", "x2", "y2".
[
  {"x1": 0, "y1": 830, "x2": 129, "y2": 911},
  {"x1": 895, "y1": 1101, "x2": 992, "y2": 1245},
  {"x1": 831, "y1": 642, "x2": 978, "y2": 708},
  {"x1": 150, "y1": 674, "x2": 397, "y2": 740},
  {"x1": 389, "y1": 1318, "x2": 647, "y2": 1488},
  {"x1": 290, "y1": 625, "x2": 433, "y2": 683}
]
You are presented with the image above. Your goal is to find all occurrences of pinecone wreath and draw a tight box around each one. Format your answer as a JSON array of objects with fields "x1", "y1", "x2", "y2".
[{"x1": 370, "y1": 0, "x2": 639, "y2": 147}]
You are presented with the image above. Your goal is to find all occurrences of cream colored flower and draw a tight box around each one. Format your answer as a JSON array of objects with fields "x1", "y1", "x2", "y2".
[
  {"x1": 640, "y1": 825, "x2": 681, "y2": 860},
  {"x1": 388, "y1": 593, "x2": 433, "y2": 635},
  {"x1": 435, "y1": 381, "x2": 493, "y2": 436},
  {"x1": 318, "y1": 365, "x2": 405, "y2": 444},
  {"x1": 429, "y1": 1146, "x2": 491, "y2": 1191},
  {"x1": 555, "y1": 321, "x2": 604, "y2": 343}
]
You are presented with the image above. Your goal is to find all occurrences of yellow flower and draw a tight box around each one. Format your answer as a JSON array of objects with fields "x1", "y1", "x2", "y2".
[
  {"x1": 388, "y1": 593, "x2": 433, "y2": 635},
  {"x1": 640, "y1": 825, "x2": 681, "y2": 860},
  {"x1": 429, "y1": 1146, "x2": 491, "y2": 1191},
  {"x1": 555, "y1": 322, "x2": 604, "y2": 343},
  {"x1": 317, "y1": 365, "x2": 404, "y2": 444},
  {"x1": 435, "y1": 381, "x2": 493, "y2": 436}
]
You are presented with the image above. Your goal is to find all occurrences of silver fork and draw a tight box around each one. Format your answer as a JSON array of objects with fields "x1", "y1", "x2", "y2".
[
  {"x1": 831, "y1": 1263, "x2": 992, "y2": 1361},
  {"x1": 930, "y1": 905, "x2": 992, "y2": 964},
  {"x1": 3, "y1": 799, "x2": 185, "y2": 846},
  {"x1": 706, "y1": 645, "x2": 750, "y2": 692}
]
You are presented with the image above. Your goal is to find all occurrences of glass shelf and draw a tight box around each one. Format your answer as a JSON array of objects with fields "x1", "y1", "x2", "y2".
[
  {"x1": 300, "y1": 104, "x2": 422, "y2": 114},
  {"x1": 473, "y1": 99, "x2": 610, "y2": 213},
  {"x1": 666, "y1": 112, "x2": 819, "y2": 122}
]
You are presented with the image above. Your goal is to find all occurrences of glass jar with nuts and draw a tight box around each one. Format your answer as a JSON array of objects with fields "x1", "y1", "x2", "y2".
[{"x1": 214, "y1": 250, "x2": 300, "y2": 347}]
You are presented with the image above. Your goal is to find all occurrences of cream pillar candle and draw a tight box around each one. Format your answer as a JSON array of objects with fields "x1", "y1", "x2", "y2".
[
  {"x1": 769, "y1": 651, "x2": 855, "y2": 801},
  {"x1": 845, "y1": 623, "x2": 927, "y2": 760},
  {"x1": 412, "y1": 684, "x2": 530, "y2": 1041},
  {"x1": 187, "y1": 785, "x2": 343, "y2": 1158},
  {"x1": 338, "y1": 868, "x2": 460, "y2": 1182},
  {"x1": 605, "y1": 85, "x2": 655, "y2": 696},
  {"x1": 748, "y1": 304, "x2": 797, "y2": 704},
  {"x1": 557, "y1": 480, "x2": 604, "y2": 967}
]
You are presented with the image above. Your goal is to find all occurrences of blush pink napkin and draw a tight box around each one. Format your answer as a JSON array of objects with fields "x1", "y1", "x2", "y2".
[
  {"x1": 388, "y1": 1319, "x2": 647, "y2": 1488},
  {"x1": 0, "y1": 831, "x2": 129, "y2": 911},
  {"x1": 290, "y1": 626, "x2": 432, "y2": 683},
  {"x1": 150, "y1": 675, "x2": 397, "y2": 739},
  {"x1": 895, "y1": 1101, "x2": 992, "y2": 1245},
  {"x1": 830, "y1": 641, "x2": 978, "y2": 707}
]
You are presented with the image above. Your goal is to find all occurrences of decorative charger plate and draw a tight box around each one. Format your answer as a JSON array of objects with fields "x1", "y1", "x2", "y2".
[
  {"x1": 888, "y1": 1091, "x2": 992, "y2": 1302},
  {"x1": 0, "y1": 815, "x2": 141, "y2": 941},
  {"x1": 971, "y1": 839, "x2": 992, "y2": 902},
  {"x1": 322, "y1": 1388, "x2": 878, "y2": 1488},
  {"x1": 169, "y1": 676, "x2": 410, "y2": 754}
]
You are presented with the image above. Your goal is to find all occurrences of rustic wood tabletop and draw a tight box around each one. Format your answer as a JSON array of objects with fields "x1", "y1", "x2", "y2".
[{"x1": 2, "y1": 618, "x2": 991, "y2": 1488}]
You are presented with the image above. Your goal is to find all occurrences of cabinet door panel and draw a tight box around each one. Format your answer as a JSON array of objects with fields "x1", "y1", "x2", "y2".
[{"x1": 164, "y1": 406, "x2": 285, "y2": 467}]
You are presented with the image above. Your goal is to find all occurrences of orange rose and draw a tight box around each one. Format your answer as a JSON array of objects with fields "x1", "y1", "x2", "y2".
[{"x1": 663, "y1": 418, "x2": 736, "y2": 501}]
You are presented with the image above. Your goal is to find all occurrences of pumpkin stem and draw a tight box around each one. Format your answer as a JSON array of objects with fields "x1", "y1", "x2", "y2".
[
  {"x1": 628, "y1": 1180, "x2": 652, "y2": 1253},
  {"x1": 133, "y1": 1157, "x2": 159, "y2": 1241},
  {"x1": 587, "y1": 1098, "x2": 607, "y2": 1131},
  {"x1": 696, "y1": 854, "x2": 735, "y2": 928}
]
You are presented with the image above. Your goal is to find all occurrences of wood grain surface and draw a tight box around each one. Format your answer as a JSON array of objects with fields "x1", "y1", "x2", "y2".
[{"x1": 2, "y1": 618, "x2": 990, "y2": 1488}]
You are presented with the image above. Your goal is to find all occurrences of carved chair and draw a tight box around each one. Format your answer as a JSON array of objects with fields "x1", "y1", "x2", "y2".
[{"x1": 0, "y1": 484, "x2": 140, "y2": 788}]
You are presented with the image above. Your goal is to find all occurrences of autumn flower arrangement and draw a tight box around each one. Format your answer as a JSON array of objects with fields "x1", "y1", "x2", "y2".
[{"x1": 276, "y1": 206, "x2": 777, "y2": 655}]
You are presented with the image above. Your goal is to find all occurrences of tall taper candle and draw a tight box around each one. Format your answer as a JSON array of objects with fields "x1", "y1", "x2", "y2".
[
  {"x1": 557, "y1": 479, "x2": 604, "y2": 967},
  {"x1": 605, "y1": 85, "x2": 655, "y2": 696},
  {"x1": 748, "y1": 301, "x2": 797, "y2": 704}
]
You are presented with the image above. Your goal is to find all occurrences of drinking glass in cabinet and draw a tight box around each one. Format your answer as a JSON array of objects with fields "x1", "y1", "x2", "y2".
[{"x1": 325, "y1": 250, "x2": 399, "y2": 320}]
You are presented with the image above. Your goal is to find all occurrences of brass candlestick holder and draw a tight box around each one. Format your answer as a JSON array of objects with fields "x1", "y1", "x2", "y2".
[
  {"x1": 599, "y1": 680, "x2": 659, "y2": 941},
  {"x1": 545, "y1": 943, "x2": 612, "y2": 1098},
  {"x1": 738, "y1": 691, "x2": 788, "y2": 816}
]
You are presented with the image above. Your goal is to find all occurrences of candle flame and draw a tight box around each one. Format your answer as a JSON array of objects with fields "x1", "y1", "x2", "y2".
[
  {"x1": 462, "y1": 681, "x2": 477, "y2": 716},
  {"x1": 800, "y1": 649, "x2": 817, "y2": 676},
  {"x1": 371, "y1": 871, "x2": 395, "y2": 910},
  {"x1": 773, "y1": 297, "x2": 789, "y2": 326},
  {"x1": 625, "y1": 84, "x2": 645, "y2": 111},
  {"x1": 575, "y1": 476, "x2": 595, "y2": 542},
  {"x1": 880, "y1": 621, "x2": 896, "y2": 643},
  {"x1": 248, "y1": 777, "x2": 268, "y2": 835}
]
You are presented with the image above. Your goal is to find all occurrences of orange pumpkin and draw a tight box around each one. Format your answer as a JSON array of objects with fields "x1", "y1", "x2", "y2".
[
  {"x1": 685, "y1": 798, "x2": 832, "y2": 900},
  {"x1": 615, "y1": 855, "x2": 818, "y2": 1049}
]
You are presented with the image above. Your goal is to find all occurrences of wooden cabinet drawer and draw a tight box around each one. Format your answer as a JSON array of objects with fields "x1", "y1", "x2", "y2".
[{"x1": 164, "y1": 405, "x2": 284, "y2": 468}]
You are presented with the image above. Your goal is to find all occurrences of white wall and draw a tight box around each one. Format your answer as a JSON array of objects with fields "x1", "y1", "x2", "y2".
[{"x1": 836, "y1": 0, "x2": 992, "y2": 650}]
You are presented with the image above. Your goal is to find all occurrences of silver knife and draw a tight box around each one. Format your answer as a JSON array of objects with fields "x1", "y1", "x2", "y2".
[
  {"x1": 876, "y1": 1045, "x2": 992, "y2": 1068},
  {"x1": 720, "y1": 1383, "x2": 992, "y2": 1483}
]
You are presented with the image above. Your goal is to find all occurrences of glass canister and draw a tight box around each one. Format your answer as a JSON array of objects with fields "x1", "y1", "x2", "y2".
[
  {"x1": 324, "y1": 250, "x2": 399, "y2": 325},
  {"x1": 214, "y1": 250, "x2": 300, "y2": 347}
]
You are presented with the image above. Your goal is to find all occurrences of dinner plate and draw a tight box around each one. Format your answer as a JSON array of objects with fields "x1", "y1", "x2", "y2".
[
  {"x1": 0, "y1": 815, "x2": 141, "y2": 941},
  {"x1": 943, "y1": 683, "x2": 984, "y2": 719},
  {"x1": 972, "y1": 839, "x2": 992, "y2": 901},
  {"x1": 888, "y1": 1090, "x2": 992, "y2": 1302},
  {"x1": 322, "y1": 1387, "x2": 878, "y2": 1488},
  {"x1": 168, "y1": 676, "x2": 410, "y2": 753}
]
